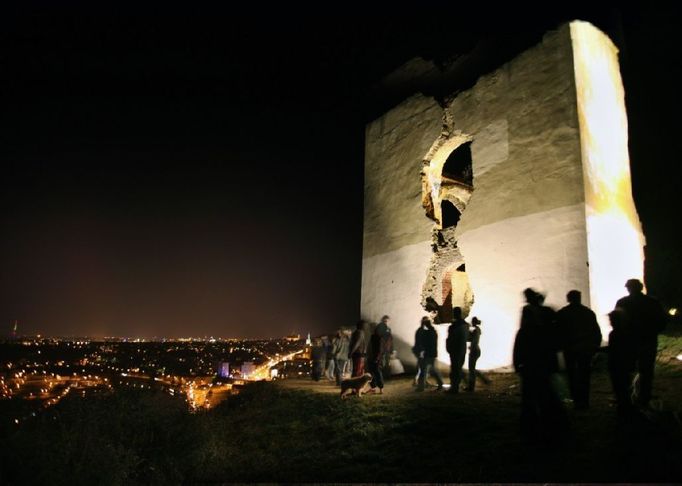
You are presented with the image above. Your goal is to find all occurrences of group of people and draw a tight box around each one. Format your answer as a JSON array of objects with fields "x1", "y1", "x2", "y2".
[
  {"x1": 312, "y1": 277, "x2": 667, "y2": 443},
  {"x1": 311, "y1": 315, "x2": 396, "y2": 394},
  {"x1": 412, "y1": 308, "x2": 489, "y2": 393},
  {"x1": 513, "y1": 278, "x2": 667, "y2": 444}
]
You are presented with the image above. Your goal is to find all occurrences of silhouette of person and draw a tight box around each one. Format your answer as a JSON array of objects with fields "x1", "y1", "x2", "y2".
[
  {"x1": 374, "y1": 315, "x2": 394, "y2": 377},
  {"x1": 413, "y1": 317, "x2": 428, "y2": 386},
  {"x1": 332, "y1": 329, "x2": 350, "y2": 386},
  {"x1": 323, "y1": 336, "x2": 335, "y2": 381},
  {"x1": 415, "y1": 317, "x2": 444, "y2": 391},
  {"x1": 607, "y1": 308, "x2": 637, "y2": 417},
  {"x1": 513, "y1": 288, "x2": 566, "y2": 445},
  {"x1": 311, "y1": 338, "x2": 325, "y2": 381},
  {"x1": 446, "y1": 306, "x2": 468, "y2": 393},
  {"x1": 615, "y1": 279, "x2": 666, "y2": 407},
  {"x1": 368, "y1": 325, "x2": 388, "y2": 394},
  {"x1": 556, "y1": 290, "x2": 602, "y2": 409},
  {"x1": 466, "y1": 316, "x2": 490, "y2": 391},
  {"x1": 349, "y1": 320, "x2": 367, "y2": 377}
]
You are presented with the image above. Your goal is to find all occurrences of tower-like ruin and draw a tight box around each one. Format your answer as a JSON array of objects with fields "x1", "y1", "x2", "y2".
[{"x1": 361, "y1": 21, "x2": 645, "y2": 369}]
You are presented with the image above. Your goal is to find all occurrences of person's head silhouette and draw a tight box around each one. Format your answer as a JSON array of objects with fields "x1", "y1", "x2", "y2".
[
  {"x1": 625, "y1": 279, "x2": 644, "y2": 295},
  {"x1": 566, "y1": 289, "x2": 581, "y2": 304}
]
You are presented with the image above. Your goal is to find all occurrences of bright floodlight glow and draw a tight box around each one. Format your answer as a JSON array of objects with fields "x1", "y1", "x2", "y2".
[
  {"x1": 669, "y1": 308, "x2": 677, "y2": 316},
  {"x1": 571, "y1": 21, "x2": 645, "y2": 335}
]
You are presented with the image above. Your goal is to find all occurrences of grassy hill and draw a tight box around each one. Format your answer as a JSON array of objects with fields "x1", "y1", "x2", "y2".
[{"x1": 2, "y1": 331, "x2": 682, "y2": 484}]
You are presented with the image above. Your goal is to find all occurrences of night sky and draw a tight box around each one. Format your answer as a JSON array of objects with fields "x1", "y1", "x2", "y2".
[{"x1": 2, "y1": 5, "x2": 681, "y2": 338}]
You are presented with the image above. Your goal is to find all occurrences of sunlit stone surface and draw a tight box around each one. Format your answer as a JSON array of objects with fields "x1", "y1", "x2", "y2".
[{"x1": 361, "y1": 22, "x2": 644, "y2": 369}]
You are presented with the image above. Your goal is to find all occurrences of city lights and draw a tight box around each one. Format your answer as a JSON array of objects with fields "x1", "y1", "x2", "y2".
[{"x1": 1, "y1": 335, "x2": 309, "y2": 424}]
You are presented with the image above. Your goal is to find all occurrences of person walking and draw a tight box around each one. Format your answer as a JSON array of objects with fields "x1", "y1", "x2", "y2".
[
  {"x1": 556, "y1": 290, "x2": 602, "y2": 409},
  {"x1": 446, "y1": 307, "x2": 468, "y2": 393},
  {"x1": 416, "y1": 317, "x2": 444, "y2": 392},
  {"x1": 349, "y1": 320, "x2": 367, "y2": 377},
  {"x1": 615, "y1": 279, "x2": 666, "y2": 407}
]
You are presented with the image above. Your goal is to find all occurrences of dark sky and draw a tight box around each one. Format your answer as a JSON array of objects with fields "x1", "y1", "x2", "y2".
[{"x1": 2, "y1": 5, "x2": 681, "y2": 338}]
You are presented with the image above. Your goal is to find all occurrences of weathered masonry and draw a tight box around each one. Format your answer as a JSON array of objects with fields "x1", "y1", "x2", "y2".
[{"x1": 361, "y1": 21, "x2": 645, "y2": 369}]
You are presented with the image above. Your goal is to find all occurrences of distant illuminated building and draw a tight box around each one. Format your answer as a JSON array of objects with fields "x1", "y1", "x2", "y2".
[
  {"x1": 10, "y1": 320, "x2": 18, "y2": 340},
  {"x1": 305, "y1": 333, "x2": 311, "y2": 346},
  {"x1": 217, "y1": 362, "x2": 230, "y2": 378},
  {"x1": 285, "y1": 333, "x2": 301, "y2": 342},
  {"x1": 241, "y1": 361, "x2": 256, "y2": 379},
  {"x1": 270, "y1": 368, "x2": 279, "y2": 379}
]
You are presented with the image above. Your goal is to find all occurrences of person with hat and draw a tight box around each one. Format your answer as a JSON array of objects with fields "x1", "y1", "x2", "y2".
[{"x1": 614, "y1": 279, "x2": 666, "y2": 407}]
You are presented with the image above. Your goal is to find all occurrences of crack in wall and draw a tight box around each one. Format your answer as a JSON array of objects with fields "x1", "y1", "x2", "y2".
[{"x1": 420, "y1": 108, "x2": 475, "y2": 321}]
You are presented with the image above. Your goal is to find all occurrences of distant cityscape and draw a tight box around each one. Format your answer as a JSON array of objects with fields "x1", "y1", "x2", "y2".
[{"x1": 0, "y1": 331, "x2": 313, "y2": 429}]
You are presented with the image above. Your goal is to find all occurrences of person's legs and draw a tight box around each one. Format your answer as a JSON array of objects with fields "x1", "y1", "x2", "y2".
[
  {"x1": 636, "y1": 339, "x2": 657, "y2": 406},
  {"x1": 564, "y1": 351, "x2": 579, "y2": 404},
  {"x1": 468, "y1": 351, "x2": 480, "y2": 391},
  {"x1": 325, "y1": 359, "x2": 335, "y2": 380},
  {"x1": 449, "y1": 355, "x2": 461, "y2": 392},
  {"x1": 575, "y1": 353, "x2": 593, "y2": 408},
  {"x1": 367, "y1": 361, "x2": 378, "y2": 388},
  {"x1": 609, "y1": 364, "x2": 633, "y2": 416},
  {"x1": 417, "y1": 358, "x2": 427, "y2": 391},
  {"x1": 312, "y1": 361, "x2": 323, "y2": 381},
  {"x1": 520, "y1": 371, "x2": 540, "y2": 443},
  {"x1": 450, "y1": 350, "x2": 465, "y2": 392},
  {"x1": 334, "y1": 359, "x2": 346, "y2": 386},
  {"x1": 375, "y1": 363, "x2": 385, "y2": 390},
  {"x1": 352, "y1": 355, "x2": 365, "y2": 377},
  {"x1": 429, "y1": 358, "x2": 444, "y2": 389}
]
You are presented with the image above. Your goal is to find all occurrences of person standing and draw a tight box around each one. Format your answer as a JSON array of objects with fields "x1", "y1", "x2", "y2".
[
  {"x1": 332, "y1": 329, "x2": 350, "y2": 386},
  {"x1": 615, "y1": 279, "x2": 666, "y2": 407},
  {"x1": 416, "y1": 317, "x2": 444, "y2": 392},
  {"x1": 446, "y1": 307, "x2": 468, "y2": 393},
  {"x1": 513, "y1": 288, "x2": 565, "y2": 444},
  {"x1": 323, "y1": 336, "x2": 335, "y2": 381},
  {"x1": 349, "y1": 320, "x2": 367, "y2": 377},
  {"x1": 368, "y1": 327, "x2": 386, "y2": 394},
  {"x1": 310, "y1": 338, "x2": 325, "y2": 382},
  {"x1": 556, "y1": 290, "x2": 602, "y2": 409},
  {"x1": 375, "y1": 315, "x2": 394, "y2": 375},
  {"x1": 466, "y1": 316, "x2": 489, "y2": 391},
  {"x1": 606, "y1": 309, "x2": 637, "y2": 417}
]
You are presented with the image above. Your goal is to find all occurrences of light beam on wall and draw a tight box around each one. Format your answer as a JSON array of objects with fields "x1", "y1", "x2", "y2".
[{"x1": 570, "y1": 21, "x2": 645, "y2": 335}]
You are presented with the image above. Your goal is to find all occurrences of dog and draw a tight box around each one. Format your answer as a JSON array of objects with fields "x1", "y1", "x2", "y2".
[{"x1": 340, "y1": 373, "x2": 373, "y2": 399}]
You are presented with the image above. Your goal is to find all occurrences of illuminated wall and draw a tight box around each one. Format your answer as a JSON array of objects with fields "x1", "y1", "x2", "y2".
[
  {"x1": 361, "y1": 21, "x2": 644, "y2": 369},
  {"x1": 570, "y1": 21, "x2": 645, "y2": 337}
]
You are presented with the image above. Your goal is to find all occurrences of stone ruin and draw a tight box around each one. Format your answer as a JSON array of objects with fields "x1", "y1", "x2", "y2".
[{"x1": 361, "y1": 21, "x2": 645, "y2": 369}]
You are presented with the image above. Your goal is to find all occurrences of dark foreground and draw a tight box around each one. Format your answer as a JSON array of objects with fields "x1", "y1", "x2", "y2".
[{"x1": 1, "y1": 334, "x2": 681, "y2": 484}]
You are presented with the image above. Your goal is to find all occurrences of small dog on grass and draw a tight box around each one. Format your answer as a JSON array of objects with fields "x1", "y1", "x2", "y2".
[{"x1": 340, "y1": 373, "x2": 373, "y2": 399}]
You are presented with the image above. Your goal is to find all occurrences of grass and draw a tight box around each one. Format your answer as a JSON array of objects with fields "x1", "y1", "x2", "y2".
[{"x1": 194, "y1": 361, "x2": 681, "y2": 483}]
